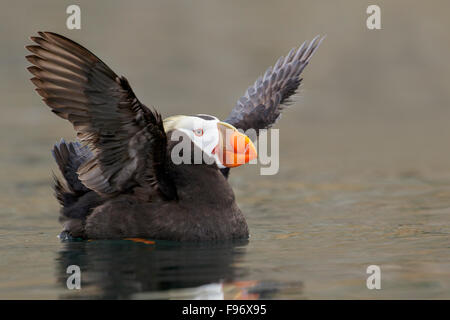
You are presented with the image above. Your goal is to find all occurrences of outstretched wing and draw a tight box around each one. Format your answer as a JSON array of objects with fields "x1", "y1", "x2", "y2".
[
  {"x1": 225, "y1": 35, "x2": 324, "y2": 138},
  {"x1": 26, "y1": 32, "x2": 176, "y2": 198}
]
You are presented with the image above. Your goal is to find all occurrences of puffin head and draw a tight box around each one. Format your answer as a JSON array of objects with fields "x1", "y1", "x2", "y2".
[{"x1": 163, "y1": 114, "x2": 257, "y2": 168}]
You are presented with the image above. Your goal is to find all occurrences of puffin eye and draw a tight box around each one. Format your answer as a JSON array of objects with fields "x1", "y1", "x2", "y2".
[{"x1": 193, "y1": 128, "x2": 204, "y2": 137}]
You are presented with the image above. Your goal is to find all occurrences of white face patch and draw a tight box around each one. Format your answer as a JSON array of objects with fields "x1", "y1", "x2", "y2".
[{"x1": 171, "y1": 115, "x2": 222, "y2": 165}]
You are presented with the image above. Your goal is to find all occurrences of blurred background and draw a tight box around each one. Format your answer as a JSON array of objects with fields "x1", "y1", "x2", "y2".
[{"x1": 0, "y1": 0, "x2": 449, "y2": 299}]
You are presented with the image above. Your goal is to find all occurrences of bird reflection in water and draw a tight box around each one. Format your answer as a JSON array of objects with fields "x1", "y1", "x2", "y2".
[{"x1": 55, "y1": 238, "x2": 290, "y2": 299}]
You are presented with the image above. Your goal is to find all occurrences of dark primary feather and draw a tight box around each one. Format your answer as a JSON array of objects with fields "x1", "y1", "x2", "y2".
[
  {"x1": 26, "y1": 32, "x2": 176, "y2": 199},
  {"x1": 225, "y1": 35, "x2": 324, "y2": 139}
]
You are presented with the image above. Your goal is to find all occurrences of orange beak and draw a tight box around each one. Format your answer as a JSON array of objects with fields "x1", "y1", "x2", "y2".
[{"x1": 215, "y1": 122, "x2": 257, "y2": 168}]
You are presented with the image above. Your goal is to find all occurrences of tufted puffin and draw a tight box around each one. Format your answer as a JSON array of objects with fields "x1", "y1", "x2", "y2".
[{"x1": 26, "y1": 32, "x2": 323, "y2": 241}]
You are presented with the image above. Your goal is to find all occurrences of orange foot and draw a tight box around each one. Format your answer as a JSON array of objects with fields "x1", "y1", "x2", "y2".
[{"x1": 124, "y1": 238, "x2": 156, "y2": 245}]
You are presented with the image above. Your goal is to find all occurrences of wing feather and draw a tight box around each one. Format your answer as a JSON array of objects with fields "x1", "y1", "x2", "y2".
[
  {"x1": 27, "y1": 32, "x2": 176, "y2": 198},
  {"x1": 225, "y1": 36, "x2": 324, "y2": 138}
]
